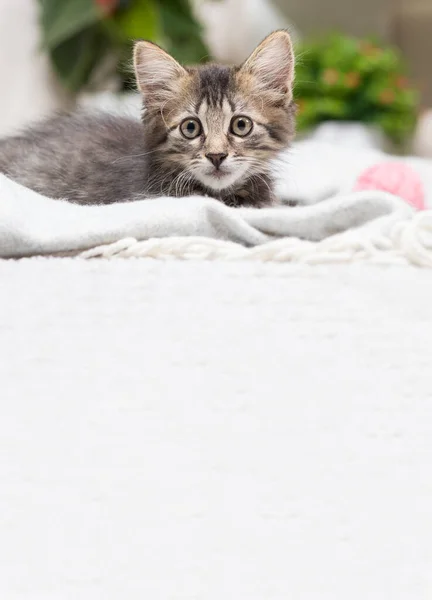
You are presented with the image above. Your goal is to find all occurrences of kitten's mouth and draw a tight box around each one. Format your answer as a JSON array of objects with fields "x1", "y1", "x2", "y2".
[
  {"x1": 193, "y1": 162, "x2": 249, "y2": 192},
  {"x1": 210, "y1": 168, "x2": 230, "y2": 179}
]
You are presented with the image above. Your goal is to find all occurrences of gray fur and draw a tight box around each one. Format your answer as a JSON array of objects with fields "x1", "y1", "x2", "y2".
[
  {"x1": 0, "y1": 113, "x2": 152, "y2": 205},
  {"x1": 0, "y1": 33, "x2": 296, "y2": 207}
]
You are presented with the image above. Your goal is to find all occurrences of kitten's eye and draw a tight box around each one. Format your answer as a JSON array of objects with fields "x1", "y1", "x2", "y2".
[
  {"x1": 180, "y1": 118, "x2": 202, "y2": 139},
  {"x1": 230, "y1": 116, "x2": 253, "y2": 137}
]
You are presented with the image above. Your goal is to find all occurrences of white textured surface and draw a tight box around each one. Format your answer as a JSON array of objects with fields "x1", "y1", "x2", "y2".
[{"x1": 1, "y1": 259, "x2": 432, "y2": 599}]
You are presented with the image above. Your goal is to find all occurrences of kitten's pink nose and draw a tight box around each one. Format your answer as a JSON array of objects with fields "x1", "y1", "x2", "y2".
[{"x1": 206, "y1": 153, "x2": 228, "y2": 169}]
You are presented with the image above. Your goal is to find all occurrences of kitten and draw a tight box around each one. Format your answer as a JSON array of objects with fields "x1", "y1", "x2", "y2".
[{"x1": 0, "y1": 30, "x2": 296, "y2": 207}]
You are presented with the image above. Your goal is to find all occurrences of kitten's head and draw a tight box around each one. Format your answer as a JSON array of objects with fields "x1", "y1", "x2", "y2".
[{"x1": 134, "y1": 31, "x2": 296, "y2": 201}]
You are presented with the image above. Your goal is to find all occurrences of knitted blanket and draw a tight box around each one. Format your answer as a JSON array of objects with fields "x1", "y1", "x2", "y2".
[{"x1": 1, "y1": 139, "x2": 432, "y2": 265}]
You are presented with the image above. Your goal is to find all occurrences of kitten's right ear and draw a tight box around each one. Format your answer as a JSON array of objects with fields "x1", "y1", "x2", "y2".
[
  {"x1": 134, "y1": 41, "x2": 188, "y2": 105},
  {"x1": 239, "y1": 30, "x2": 295, "y2": 102}
]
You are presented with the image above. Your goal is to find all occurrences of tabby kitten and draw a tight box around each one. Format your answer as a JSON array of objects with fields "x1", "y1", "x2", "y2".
[{"x1": 0, "y1": 30, "x2": 296, "y2": 207}]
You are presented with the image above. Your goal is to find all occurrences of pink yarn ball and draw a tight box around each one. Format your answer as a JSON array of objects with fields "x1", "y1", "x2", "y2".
[{"x1": 354, "y1": 162, "x2": 425, "y2": 210}]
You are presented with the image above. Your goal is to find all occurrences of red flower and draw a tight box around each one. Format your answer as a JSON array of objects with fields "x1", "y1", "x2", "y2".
[
  {"x1": 323, "y1": 69, "x2": 339, "y2": 85},
  {"x1": 95, "y1": 0, "x2": 118, "y2": 16},
  {"x1": 345, "y1": 72, "x2": 360, "y2": 89},
  {"x1": 379, "y1": 89, "x2": 396, "y2": 105},
  {"x1": 395, "y1": 75, "x2": 408, "y2": 89}
]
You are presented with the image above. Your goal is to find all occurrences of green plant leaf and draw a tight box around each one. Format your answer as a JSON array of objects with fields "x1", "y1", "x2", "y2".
[
  {"x1": 49, "y1": 26, "x2": 108, "y2": 92},
  {"x1": 160, "y1": 0, "x2": 210, "y2": 64},
  {"x1": 294, "y1": 33, "x2": 419, "y2": 144},
  {"x1": 113, "y1": 0, "x2": 159, "y2": 41},
  {"x1": 40, "y1": 0, "x2": 212, "y2": 93},
  {"x1": 39, "y1": 0, "x2": 101, "y2": 49}
]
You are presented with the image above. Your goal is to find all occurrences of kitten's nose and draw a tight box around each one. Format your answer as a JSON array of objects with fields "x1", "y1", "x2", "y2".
[{"x1": 206, "y1": 153, "x2": 228, "y2": 169}]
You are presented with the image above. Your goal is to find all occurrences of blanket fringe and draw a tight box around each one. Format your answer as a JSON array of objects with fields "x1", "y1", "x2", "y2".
[{"x1": 79, "y1": 210, "x2": 432, "y2": 267}]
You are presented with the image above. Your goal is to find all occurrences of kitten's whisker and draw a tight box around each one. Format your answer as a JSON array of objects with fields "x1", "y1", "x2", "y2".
[
  {"x1": 167, "y1": 169, "x2": 189, "y2": 197},
  {"x1": 253, "y1": 173, "x2": 273, "y2": 196},
  {"x1": 179, "y1": 172, "x2": 193, "y2": 197}
]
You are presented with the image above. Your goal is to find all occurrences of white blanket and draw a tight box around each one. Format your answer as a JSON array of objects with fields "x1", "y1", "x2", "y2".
[
  {"x1": 1, "y1": 140, "x2": 432, "y2": 265},
  {"x1": 1, "y1": 259, "x2": 432, "y2": 599},
  {"x1": 2, "y1": 137, "x2": 432, "y2": 598}
]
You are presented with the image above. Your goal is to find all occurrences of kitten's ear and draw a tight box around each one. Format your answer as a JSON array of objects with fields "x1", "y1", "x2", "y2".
[
  {"x1": 239, "y1": 30, "x2": 295, "y2": 100},
  {"x1": 134, "y1": 41, "x2": 188, "y2": 105}
]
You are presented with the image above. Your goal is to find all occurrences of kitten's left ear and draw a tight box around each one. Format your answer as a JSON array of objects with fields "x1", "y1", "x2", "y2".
[
  {"x1": 239, "y1": 30, "x2": 295, "y2": 100},
  {"x1": 134, "y1": 40, "x2": 188, "y2": 105}
]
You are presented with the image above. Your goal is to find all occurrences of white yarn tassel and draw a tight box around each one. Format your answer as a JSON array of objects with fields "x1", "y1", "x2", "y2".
[{"x1": 79, "y1": 210, "x2": 432, "y2": 268}]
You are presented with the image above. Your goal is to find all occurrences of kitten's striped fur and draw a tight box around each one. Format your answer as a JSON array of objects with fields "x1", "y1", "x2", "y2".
[{"x1": 0, "y1": 31, "x2": 296, "y2": 207}]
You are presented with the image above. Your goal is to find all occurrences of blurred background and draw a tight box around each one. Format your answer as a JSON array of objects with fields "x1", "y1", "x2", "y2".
[{"x1": 1, "y1": 0, "x2": 432, "y2": 155}]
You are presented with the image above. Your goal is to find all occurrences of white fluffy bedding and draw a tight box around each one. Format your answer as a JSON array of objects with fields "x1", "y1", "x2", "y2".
[
  {"x1": 2, "y1": 131, "x2": 432, "y2": 599},
  {"x1": 1, "y1": 259, "x2": 432, "y2": 599}
]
